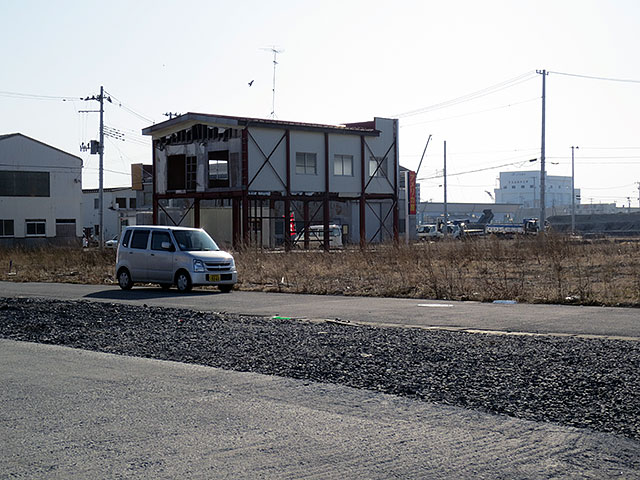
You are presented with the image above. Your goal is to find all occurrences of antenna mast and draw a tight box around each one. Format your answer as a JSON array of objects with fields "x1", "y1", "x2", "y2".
[{"x1": 262, "y1": 46, "x2": 284, "y2": 118}]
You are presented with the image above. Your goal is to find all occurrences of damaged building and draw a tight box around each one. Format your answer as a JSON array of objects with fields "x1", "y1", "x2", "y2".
[{"x1": 142, "y1": 113, "x2": 399, "y2": 249}]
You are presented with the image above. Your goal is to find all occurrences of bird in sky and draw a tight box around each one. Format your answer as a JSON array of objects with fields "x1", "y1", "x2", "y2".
[{"x1": 248, "y1": 80, "x2": 254, "y2": 87}]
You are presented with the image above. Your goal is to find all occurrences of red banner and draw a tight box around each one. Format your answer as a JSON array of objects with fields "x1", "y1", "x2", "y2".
[{"x1": 408, "y1": 171, "x2": 417, "y2": 215}]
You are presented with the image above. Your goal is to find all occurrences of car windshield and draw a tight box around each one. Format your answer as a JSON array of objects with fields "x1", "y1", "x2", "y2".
[{"x1": 172, "y1": 230, "x2": 219, "y2": 251}]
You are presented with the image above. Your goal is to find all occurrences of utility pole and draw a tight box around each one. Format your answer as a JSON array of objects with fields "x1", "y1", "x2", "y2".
[
  {"x1": 443, "y1": 140, "x2": 448, "y2": 237},
  {"x1": 537, "y1": 69, "x2": 548, "y2": 230},
  {"x1": 98, "y1": 86, "x2": 104, "y2": 250},
  {"x1": 571, "y1": 146, "x2": 578, "y2": 235},
  {"x1": 81, "y1": 86, "x2": 107, "y2": 249}
]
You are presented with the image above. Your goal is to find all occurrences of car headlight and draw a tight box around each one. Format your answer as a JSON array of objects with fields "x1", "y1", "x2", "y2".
[
  {"x1": 228, "y1": 257, "x2": 235, "y2": 269},
  {"x1": 193, "y1": 259, "x2": 206, "y2": 273}
]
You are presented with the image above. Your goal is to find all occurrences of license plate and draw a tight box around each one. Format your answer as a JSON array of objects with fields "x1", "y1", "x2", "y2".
[{"x1": 206, "y1": 274, "x2": 220, "y2": 282}]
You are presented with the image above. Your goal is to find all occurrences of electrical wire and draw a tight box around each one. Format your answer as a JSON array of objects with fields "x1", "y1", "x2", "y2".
[
  {"x1": 419, "y1": 157, "x2": 538, "y2": 180},
  {"x1": 549, "y1": 71, "x2": 640, "y2": 84},
  {"x1": 392, "y1": 71, "x2": 537, "y2": 118},
  {"x1": 400, "y1": 96, "x2": 540, "y2": 128},
  {"x1": 0, "y1": 90, "x2": 81, "y2": 101},
  {"x1": 104, "y1": 90, "x2": 155, "y2": 124}
]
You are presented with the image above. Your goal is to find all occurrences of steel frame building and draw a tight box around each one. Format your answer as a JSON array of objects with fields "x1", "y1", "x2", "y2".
[{"x1": 142, "y1": 113, "x2": 399, "y2": 249}]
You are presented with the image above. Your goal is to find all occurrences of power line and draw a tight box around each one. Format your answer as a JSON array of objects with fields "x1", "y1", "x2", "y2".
[
  {"x1": 103, "y1": 90, "x2": 155, "y2": 123},
  {"x1": 392, "y1": 71, "x2": 537, "y2": 118},
  {"x1": 549, "y1": 70, "x2": 640, "y2": 84},
  {"x1": 419, "y1": 157, "x2": 538, "y2": 180},
  {"x1": 0, "y1": 90, "x2": 81, "y2": 101},
  {"x1": 400, "y1": 96, "x2": 540, "y2": 128}
]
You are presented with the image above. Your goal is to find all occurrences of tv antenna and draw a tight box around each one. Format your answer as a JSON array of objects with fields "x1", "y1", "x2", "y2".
[{"x1": 261, "y1": 46, "x2": 284, "y2": 118}]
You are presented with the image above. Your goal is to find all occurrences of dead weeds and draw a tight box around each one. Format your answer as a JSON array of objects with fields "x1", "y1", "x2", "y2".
[{"x1": 1, "y1": 235, "x2": 639, "y2": 307}]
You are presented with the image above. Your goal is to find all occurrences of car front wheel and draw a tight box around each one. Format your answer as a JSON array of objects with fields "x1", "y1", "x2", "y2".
[{"x1": 175, "y1": 271, "x2": 192, "y2": 293}]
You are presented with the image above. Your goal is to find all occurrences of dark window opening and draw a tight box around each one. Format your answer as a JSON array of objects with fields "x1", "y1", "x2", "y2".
[
  {"x1": 0, "y1": 219, "x2": 14, "y2": 237},
  {"x1": 0, "y1": 171, "x2": 50, "y2": 197},
  {"x1": 115, "y1": 197, "x2": 126, "y2": 209},
  {"x1": 167, "y1": 155, "x2": 186, "y2": 191},
  {"x1": 129, "y1": 198, "x2": 137, "y2": 209},
  {"x1": 26, "y1": 219, "x2": 46, "y2": 236}
]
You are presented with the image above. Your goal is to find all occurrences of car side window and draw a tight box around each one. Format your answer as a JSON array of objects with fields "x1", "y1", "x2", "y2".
[
  {"x1": 151, "y1": 231, "x2": 173, "y2": 251},
  {"x1": 130, "y1": 230, "x2": 150, "y2": 249},
  {"x1": 121, "y1": 229, "x2": 132, "y2": 248}
]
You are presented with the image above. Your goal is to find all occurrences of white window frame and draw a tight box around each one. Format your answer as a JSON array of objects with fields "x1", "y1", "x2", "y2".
[
  {"x1": 25, "y1": 219, "x2": 46, "y2": 237},
  {"x1": 296, "y1": 152, "x2": 317, "y2": 175},
  {"x1": 334, "y1": 154, "x2": 353, "y2": 176}
]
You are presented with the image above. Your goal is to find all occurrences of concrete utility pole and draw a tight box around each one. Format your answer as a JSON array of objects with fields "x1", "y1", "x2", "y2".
[
  {"x1": 443, "y1": 140, "x2": 448, "y2": 237},
  {"x1": 537, "y1": 69, "x2": 548, "y2": 230},
  {"x1": 99, "y1": 86, "x2": 104, "y2": 250},
  {"x1": 81, "y1": 87, "x2": 106, "y2": 249},
  {"x1": 571, "y1": 146, "x2": 578, "y2": 235}
]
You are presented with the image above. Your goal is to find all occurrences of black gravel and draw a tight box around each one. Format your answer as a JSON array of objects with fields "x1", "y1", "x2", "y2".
[{"x1": 1, "y1": 297, "x2": 639, "y2": 441}]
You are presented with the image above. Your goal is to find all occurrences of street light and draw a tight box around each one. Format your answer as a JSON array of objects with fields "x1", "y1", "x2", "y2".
[{"x1": 571, "y1": 146, "x2": 579, "y2": 234}]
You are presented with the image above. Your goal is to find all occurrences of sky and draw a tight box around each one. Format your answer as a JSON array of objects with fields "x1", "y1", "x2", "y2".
[{"x1": 1, "y1": 0, "x2": 639, "y2": 206}]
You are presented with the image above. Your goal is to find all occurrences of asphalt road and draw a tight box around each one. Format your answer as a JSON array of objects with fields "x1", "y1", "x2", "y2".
[
  {"x1": 2, "y1": 281, "x2": 640, "y2": 478},
  {"x1": 1, "y1": 281, "x2": 639, "y2": 339},
  {"x1": 2, "y1": 339, "x2": 639, "y2": 479}
]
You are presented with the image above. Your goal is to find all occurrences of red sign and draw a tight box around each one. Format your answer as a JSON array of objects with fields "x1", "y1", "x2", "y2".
[{"x1": 408, "y1": 171, "x2": 417, "y2": 215}]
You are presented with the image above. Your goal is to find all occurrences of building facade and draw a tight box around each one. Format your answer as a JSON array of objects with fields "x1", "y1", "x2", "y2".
[
  {"x1": 81, "y1": 163, "x2": 154, "y2": 243},
  {"x1": 142, "y1": 113, "x2": 400, "y2": 249},
  {"x1": 0, "y1": 133, "x2": 82, "y2": 246},
  {"x1": 494, "y1": 170, "x2": 579, "y2": 208}
]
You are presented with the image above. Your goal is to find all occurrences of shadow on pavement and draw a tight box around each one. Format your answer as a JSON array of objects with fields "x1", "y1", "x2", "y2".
[{"x1": 84, "y1": 287, "x2": 223, "y2": 301}]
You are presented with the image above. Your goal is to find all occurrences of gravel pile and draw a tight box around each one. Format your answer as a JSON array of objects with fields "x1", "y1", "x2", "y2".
[{"x1": 1, "y1": 297, "x2": 639, "y2": 441}]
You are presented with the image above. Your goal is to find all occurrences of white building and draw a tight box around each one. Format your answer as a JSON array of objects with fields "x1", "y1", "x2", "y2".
[
  {"x1": 142, "y1": 114, "x2": 400, "y2": 248},
  {"x1": 494, "y1": 170, "x2": 579, "y2": 209},
  {"x1": 0, "y1": 133, "x2": 82, "y2": 246},
  {"x1": 82, "y1": 187, "x2": 139, "y2": 243},
  {"x1": 81, "y1": 164, "x2": 154, "y2": 243}
]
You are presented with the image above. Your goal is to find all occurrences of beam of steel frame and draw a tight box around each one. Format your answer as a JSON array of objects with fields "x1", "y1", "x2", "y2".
[
  {"x1": 360, "y1": 136, "x2": 366, "y2": 249},
  {"x1": 323, "y1": 132, "x2": 330, "y2": 251},
  {"x1": 152, "y1": 141, "x2": 158, "y2": 225},
  {"x1": 284, "y1": 130, "x2": 292, "y2": 251},
  {"x1": 241, "y1": 128, "x2": 249, "y2": 247}
]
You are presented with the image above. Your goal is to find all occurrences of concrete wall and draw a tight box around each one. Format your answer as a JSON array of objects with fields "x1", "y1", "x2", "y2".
[{"x1": 0, "y1": 134, "x2": 82, "y2": 244}]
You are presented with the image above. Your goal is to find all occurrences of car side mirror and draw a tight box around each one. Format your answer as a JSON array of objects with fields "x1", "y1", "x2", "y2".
[{"x1": 161, "y1": 241, "x2": 175, "y2": 252}]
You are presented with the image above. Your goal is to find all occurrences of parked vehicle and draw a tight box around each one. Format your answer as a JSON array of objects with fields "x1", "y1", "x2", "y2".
[
  {"x1": 293, "y1": 224, "x2": 343, "y2": 249},
  {"x1": 417, "y1": 224, "x2": 435, "y2": 241},
  {"x1": 105, "y1": 235, "x2": 119, "y2": 248},
  {"x1": 115, "y1": 226, "x2": 237, "y2": 293},
  {"x1": 484, "y1": 218, "x2": 539, "y2": 235}
]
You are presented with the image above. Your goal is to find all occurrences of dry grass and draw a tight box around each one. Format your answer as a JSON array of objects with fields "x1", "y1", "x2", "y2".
[{"x1": 2, "y1": 235, "x2": 640, "y2": 306}]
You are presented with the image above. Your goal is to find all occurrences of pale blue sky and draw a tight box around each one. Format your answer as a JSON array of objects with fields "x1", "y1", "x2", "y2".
[{"x1": 1, "y1": 0, "x2": 639, "y2": 205}]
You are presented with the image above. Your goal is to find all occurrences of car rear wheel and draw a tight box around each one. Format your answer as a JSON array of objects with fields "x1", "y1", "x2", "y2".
[
  {"x1": 118, "y1": 268, "x2": 133, "y2": 290},
  {"x1": 175, "y1": 271, "x2": 192, "y2": 293}
]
